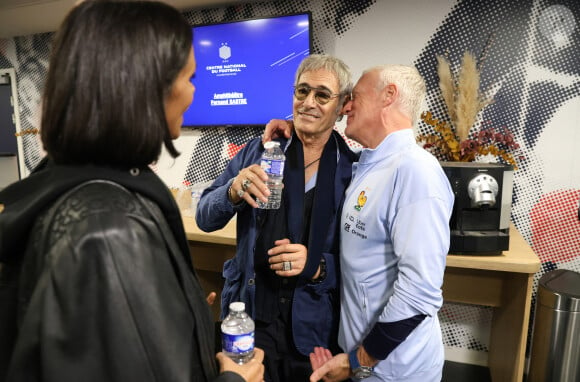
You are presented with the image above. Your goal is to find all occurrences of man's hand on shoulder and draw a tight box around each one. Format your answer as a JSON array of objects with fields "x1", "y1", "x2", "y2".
[{"x1": 262, "y1": 119, "x2": 293, "y2": 144}]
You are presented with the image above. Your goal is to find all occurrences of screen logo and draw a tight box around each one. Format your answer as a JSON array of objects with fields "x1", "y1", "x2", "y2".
[{"x1": 219, "y1": 43, "x2": 231, "y2": 60}]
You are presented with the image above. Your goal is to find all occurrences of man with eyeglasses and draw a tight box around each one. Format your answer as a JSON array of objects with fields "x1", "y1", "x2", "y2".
[
  {"x1": 196, "y1": 54, "x2": 358, "y2": 382},
  {"x1": 266, "y1": 65, "x2": 453, "y2": 382}
]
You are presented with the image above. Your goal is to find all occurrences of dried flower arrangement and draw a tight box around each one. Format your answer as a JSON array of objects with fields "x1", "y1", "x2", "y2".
[{"x1": 417, "y1": 48, "x2": 522, "y2": 169}]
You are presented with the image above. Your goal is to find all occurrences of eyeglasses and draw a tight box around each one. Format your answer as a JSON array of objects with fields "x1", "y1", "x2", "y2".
[{"x1": 293, "y1": 84, "x2": 341, "y2": 105}]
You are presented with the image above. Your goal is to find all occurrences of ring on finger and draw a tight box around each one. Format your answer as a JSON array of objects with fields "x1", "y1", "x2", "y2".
[
  {"x1": 237, "y1": 188, "x2": 245, "y2": 198},
  {"x1": 242, "y1": 178, "x2": 252, "y2": 191},
  {"x1": 282, "y1": 261, "x2": 292, "y2": 271}
]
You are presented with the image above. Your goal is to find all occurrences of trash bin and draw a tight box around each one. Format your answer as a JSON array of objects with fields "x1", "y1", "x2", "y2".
[{"x1": 528, "y1": 269, "x2": 580, "y2": 382}]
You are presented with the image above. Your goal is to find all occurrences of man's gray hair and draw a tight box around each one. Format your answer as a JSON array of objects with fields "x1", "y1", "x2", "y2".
[
  {"x1": 365, "y1": 64, "x2": 426, "y2": 125},
  {"x1": 294, "y1": 54, "x2": 352, "y2": 94}
]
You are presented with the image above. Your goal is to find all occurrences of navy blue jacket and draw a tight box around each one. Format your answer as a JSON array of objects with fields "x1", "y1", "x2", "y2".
[{"x1": 196, "y1": 131, "x2": 356, "y2": 356}]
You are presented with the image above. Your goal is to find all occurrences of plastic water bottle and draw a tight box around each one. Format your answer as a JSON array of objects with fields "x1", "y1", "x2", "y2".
[
  {"x1": 221, "y1": 302, "x2": 255, "y2": 364},
  {"x1": 257, "y1": 141, "x2": 285, "y2": 209}
]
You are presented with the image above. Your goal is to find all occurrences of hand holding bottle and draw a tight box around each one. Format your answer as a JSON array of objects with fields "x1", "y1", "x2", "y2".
[
  {"x1": 216, "y1": 347, "x2": 265, "y2": 382},
  {"x1": 228, "y1": 164, "x2": 269, "y2": 207}
]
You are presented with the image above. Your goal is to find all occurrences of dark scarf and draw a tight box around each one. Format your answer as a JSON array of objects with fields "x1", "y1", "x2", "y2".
[{"x1": 283, "y1": 131, "x2": 339, "y2": 279}]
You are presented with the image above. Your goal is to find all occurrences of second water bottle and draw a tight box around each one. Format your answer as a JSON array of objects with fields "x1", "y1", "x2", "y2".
[{"x1": 221, "y1": 302, "x2": 255, "y2": 364}]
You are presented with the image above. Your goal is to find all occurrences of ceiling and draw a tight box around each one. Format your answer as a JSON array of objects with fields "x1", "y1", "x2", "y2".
[{"x1": 0, "y1": 0, "x2": 254, "y2": 39}]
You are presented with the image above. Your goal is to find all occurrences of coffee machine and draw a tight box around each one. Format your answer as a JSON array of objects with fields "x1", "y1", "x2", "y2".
[{"x1": 441, "y1": 162, "x2": 514, "y2": 255}]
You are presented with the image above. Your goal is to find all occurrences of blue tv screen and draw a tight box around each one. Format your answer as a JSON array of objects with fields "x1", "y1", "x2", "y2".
[{"x1": 183, "y1": 13, "x2": 312, "y2": 128}]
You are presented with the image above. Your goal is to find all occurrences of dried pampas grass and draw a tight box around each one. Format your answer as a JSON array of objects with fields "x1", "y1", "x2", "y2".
[
  {"x1": 436, "y1": 55, "x2": 456, "y2": 125},
  {"x1": 455, "y1": 52, "x2": 480, "y2": 141},
  {"x1": 436, "y1": 51, "x2": 493, "y2": 142},
  {"x1": 418, "y1": 36, "x2": 521, "y2": 168}
]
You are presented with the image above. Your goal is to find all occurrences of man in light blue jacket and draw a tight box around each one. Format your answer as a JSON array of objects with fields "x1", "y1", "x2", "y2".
[{"x1": 309, "y1": 65, "x2": 454, "y2": 382}]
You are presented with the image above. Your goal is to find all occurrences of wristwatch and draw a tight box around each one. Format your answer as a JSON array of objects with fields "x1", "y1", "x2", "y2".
[{"x1": 348, "y1": 348, "x2": 373, "y2": 379}]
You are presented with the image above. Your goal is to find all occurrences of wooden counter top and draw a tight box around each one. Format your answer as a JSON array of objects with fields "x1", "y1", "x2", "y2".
[
  {"x1": 182, "y1": 216, "x2": 236, "y2": 246},
  {"x1": 182, "y1": 216, "x2": 540, "y2": 274},
  {"x1": 446, "y1": 226, "x2": 540, "y2": 274}
]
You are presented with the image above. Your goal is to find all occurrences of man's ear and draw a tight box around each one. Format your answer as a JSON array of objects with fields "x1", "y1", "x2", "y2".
[{"x1": 382, "y1": 84, "x2": 397, "y2": 106}]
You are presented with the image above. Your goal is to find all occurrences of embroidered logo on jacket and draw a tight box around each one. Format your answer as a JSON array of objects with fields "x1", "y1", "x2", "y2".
[{"x1": 355, "y1": 190, "x2": 367, "y2": 211}]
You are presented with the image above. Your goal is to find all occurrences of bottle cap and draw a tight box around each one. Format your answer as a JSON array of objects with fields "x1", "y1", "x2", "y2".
[
  {"x1": 264, "y1": 141, "x2": 280, "y2": 149},
  {"x1": 229, "y1": 302, "x2": 245, "y2": 312}
]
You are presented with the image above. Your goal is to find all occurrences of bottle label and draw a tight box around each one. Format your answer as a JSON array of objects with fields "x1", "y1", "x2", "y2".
[
  {"x1": 222, "y1": 332, "x2": 255, "y2": 354},
  {"x1": 260, "y1": 159, "x2": 284, "y2": 176}
]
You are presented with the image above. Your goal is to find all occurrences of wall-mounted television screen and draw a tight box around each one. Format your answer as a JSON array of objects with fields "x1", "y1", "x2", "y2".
[{"x1": 182, "y1": 12, "x2": 312, "y2": 128}]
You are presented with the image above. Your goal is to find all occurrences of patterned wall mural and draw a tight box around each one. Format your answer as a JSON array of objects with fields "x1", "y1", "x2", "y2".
[
  {"x1": 1, "y1": 0, "x2": 579, "y2": 368},
  {"x1": 415, "y1": 0, "x2": 580, "y2": 361}
]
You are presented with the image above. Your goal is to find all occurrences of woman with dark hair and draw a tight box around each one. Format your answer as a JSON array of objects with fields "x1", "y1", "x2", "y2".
[{"x1": 0, "y1": 1, "x2": 263, "y2": 381}]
